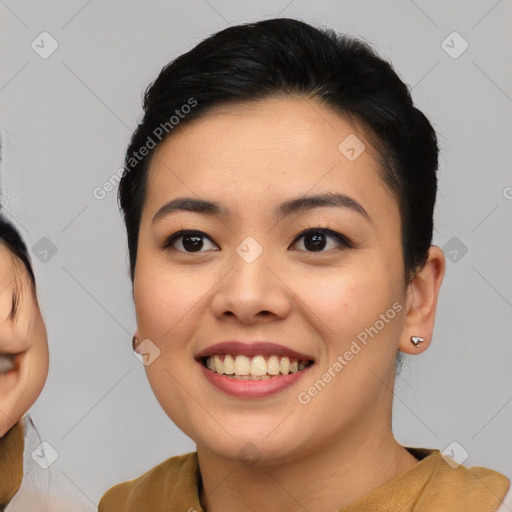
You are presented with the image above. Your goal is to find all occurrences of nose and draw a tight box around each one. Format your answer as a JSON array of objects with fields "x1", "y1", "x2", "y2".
[{"x1": 210, "y1": 244, "x2": 292, "y2": 325}]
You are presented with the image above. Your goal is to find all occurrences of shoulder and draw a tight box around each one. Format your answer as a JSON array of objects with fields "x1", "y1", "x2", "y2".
[
  {"x1": 420, "y1": 449, "x2": 510, "y2": 511},
  {"x1": 98, "y1": 452, "x2": 201, "y2": 512},
  {"x1": 496, "y1": 486, "x2": 512, "y2": 512},
  {"x1": 0, "y1": 421, "x2": 24, "y2": 506}
]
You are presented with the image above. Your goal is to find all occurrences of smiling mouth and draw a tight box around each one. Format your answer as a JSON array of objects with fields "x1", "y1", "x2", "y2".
[{"x1": 201, "y1": 354, "x2": 314, "y2": 381}]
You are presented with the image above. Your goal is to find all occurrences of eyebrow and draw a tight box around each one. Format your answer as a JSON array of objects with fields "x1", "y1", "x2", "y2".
[{"x1": 151, "y1": 192, "x2": 371, "y2": 225}]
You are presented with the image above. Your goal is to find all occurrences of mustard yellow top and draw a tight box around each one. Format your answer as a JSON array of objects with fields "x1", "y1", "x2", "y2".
[
  {"x1": 98, "y1": 446, "x2": 510, "y2": 512},
  {"x1": 0, "y1": 421, "x2": 24, "y2": 510}
]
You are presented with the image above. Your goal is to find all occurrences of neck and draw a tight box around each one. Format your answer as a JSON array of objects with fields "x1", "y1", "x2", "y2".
[{"x1": 197, "y1": 417, "x2": 418, "y2": 512}]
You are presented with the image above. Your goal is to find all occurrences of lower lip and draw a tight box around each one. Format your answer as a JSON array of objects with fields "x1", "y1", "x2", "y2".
[{"x1": 198, "y1": 360, "x2": 311, "y2": 398}]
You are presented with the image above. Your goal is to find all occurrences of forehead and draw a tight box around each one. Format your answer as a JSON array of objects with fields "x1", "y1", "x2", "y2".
[{"x1": 143, "y1": 97, "x2": 399, "y2": 226}]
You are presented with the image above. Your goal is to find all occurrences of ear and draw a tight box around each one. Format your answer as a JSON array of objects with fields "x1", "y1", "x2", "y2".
[{"x1": 398, "y1": 245, "x2": 446, "y2": 355}]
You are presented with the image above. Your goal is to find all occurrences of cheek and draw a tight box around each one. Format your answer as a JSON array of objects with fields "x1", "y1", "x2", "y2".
[
  {"x1": 21, "y1": 340, "x2": 49, "y2": 405},
  {"x1": 299, "y1": 260, "x2": 403, "y2": 368},
  {"x1": 298, "y1": 263, "x2": 386, "y2": 334},
  {"x1": 134, "y1": 262, "x2": 202, "y2": 340}
]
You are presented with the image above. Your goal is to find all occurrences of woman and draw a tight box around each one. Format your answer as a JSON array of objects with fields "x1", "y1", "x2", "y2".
[
  {"x1": 0, "y1": 212, "x2": 49, "y2": 510},
  {"x1": 99, "y1": 18, "x2": 510, "y2": 511}
]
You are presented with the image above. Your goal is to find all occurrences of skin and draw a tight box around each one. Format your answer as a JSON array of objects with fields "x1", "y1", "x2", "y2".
[
  {"x1": 132, "y1": 96, "x2": 445, "y2": 511},
  {"x1": 0, "y1": 244, "x2": 48, "y2": 438}
]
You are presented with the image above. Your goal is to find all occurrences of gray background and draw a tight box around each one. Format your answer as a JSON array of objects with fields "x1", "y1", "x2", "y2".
[{"x1": 1, "y1": 0, "x2": 511, "y2": 509}]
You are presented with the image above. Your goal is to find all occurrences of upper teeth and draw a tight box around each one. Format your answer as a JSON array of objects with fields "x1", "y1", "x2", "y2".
[
  {"x1": 0, "y1": 355, "x2": 15, "y2": 374},
  {"x1": 205, "y1": 354, "x2": 309, "y2": 376}
]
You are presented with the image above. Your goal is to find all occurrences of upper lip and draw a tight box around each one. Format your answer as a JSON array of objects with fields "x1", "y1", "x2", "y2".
[{"x1": 195, "y1": 341, "x2": 315, "y2": 361}]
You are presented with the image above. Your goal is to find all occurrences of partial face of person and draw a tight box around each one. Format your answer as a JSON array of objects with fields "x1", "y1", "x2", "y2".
[
  {"x1": 133, "y1": 97, "x2": 414, "y2": 463},
  {"x1": 0, "y1": 246, "x2": 48, "y2": 437}
]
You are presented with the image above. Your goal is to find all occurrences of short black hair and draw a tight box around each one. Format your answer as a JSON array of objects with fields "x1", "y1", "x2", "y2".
[{"x1": 118, "y1": 17, "x2": 438, "y2": 289}]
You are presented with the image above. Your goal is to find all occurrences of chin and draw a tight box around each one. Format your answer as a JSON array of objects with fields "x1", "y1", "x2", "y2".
[
  {"x1": 184, "y1": 413, "x2": 308, "y2": 466},
  {"x1": 207, "y1": 436, "x2": 308, "y2": 468}
]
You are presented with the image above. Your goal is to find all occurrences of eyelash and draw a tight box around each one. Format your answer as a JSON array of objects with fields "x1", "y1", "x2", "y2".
[{"x1": 160, "y1": 227, "x2": 355, "y2": 254}]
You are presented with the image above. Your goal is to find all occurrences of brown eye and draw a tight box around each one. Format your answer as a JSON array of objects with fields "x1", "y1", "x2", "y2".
[
  {"x1": 162, "y1": 230, "x2": 219, "y2": 253},
  {"x1": 161, "y1": 227, "x2": 354, "y2": 254},
  {"x1": 291, "y1": 228, "x2": 354, "y2": 253}
]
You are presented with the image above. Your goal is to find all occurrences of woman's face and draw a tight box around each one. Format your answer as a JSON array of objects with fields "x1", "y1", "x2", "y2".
[
  {"x1": 0, "y1": 246, "x2": 48, "y2": 437},
  {"x1": 133, "y1": 97, "x2": 436, "y2": 463}
]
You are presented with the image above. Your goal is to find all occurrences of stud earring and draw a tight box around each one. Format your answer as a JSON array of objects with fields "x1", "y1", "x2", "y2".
[
  {"x1": 410, "y1": 336, "x2": 424, "y2": 347},
  {"x1": 132, "y1": 335, "x2": 139, "y2": 350}
]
